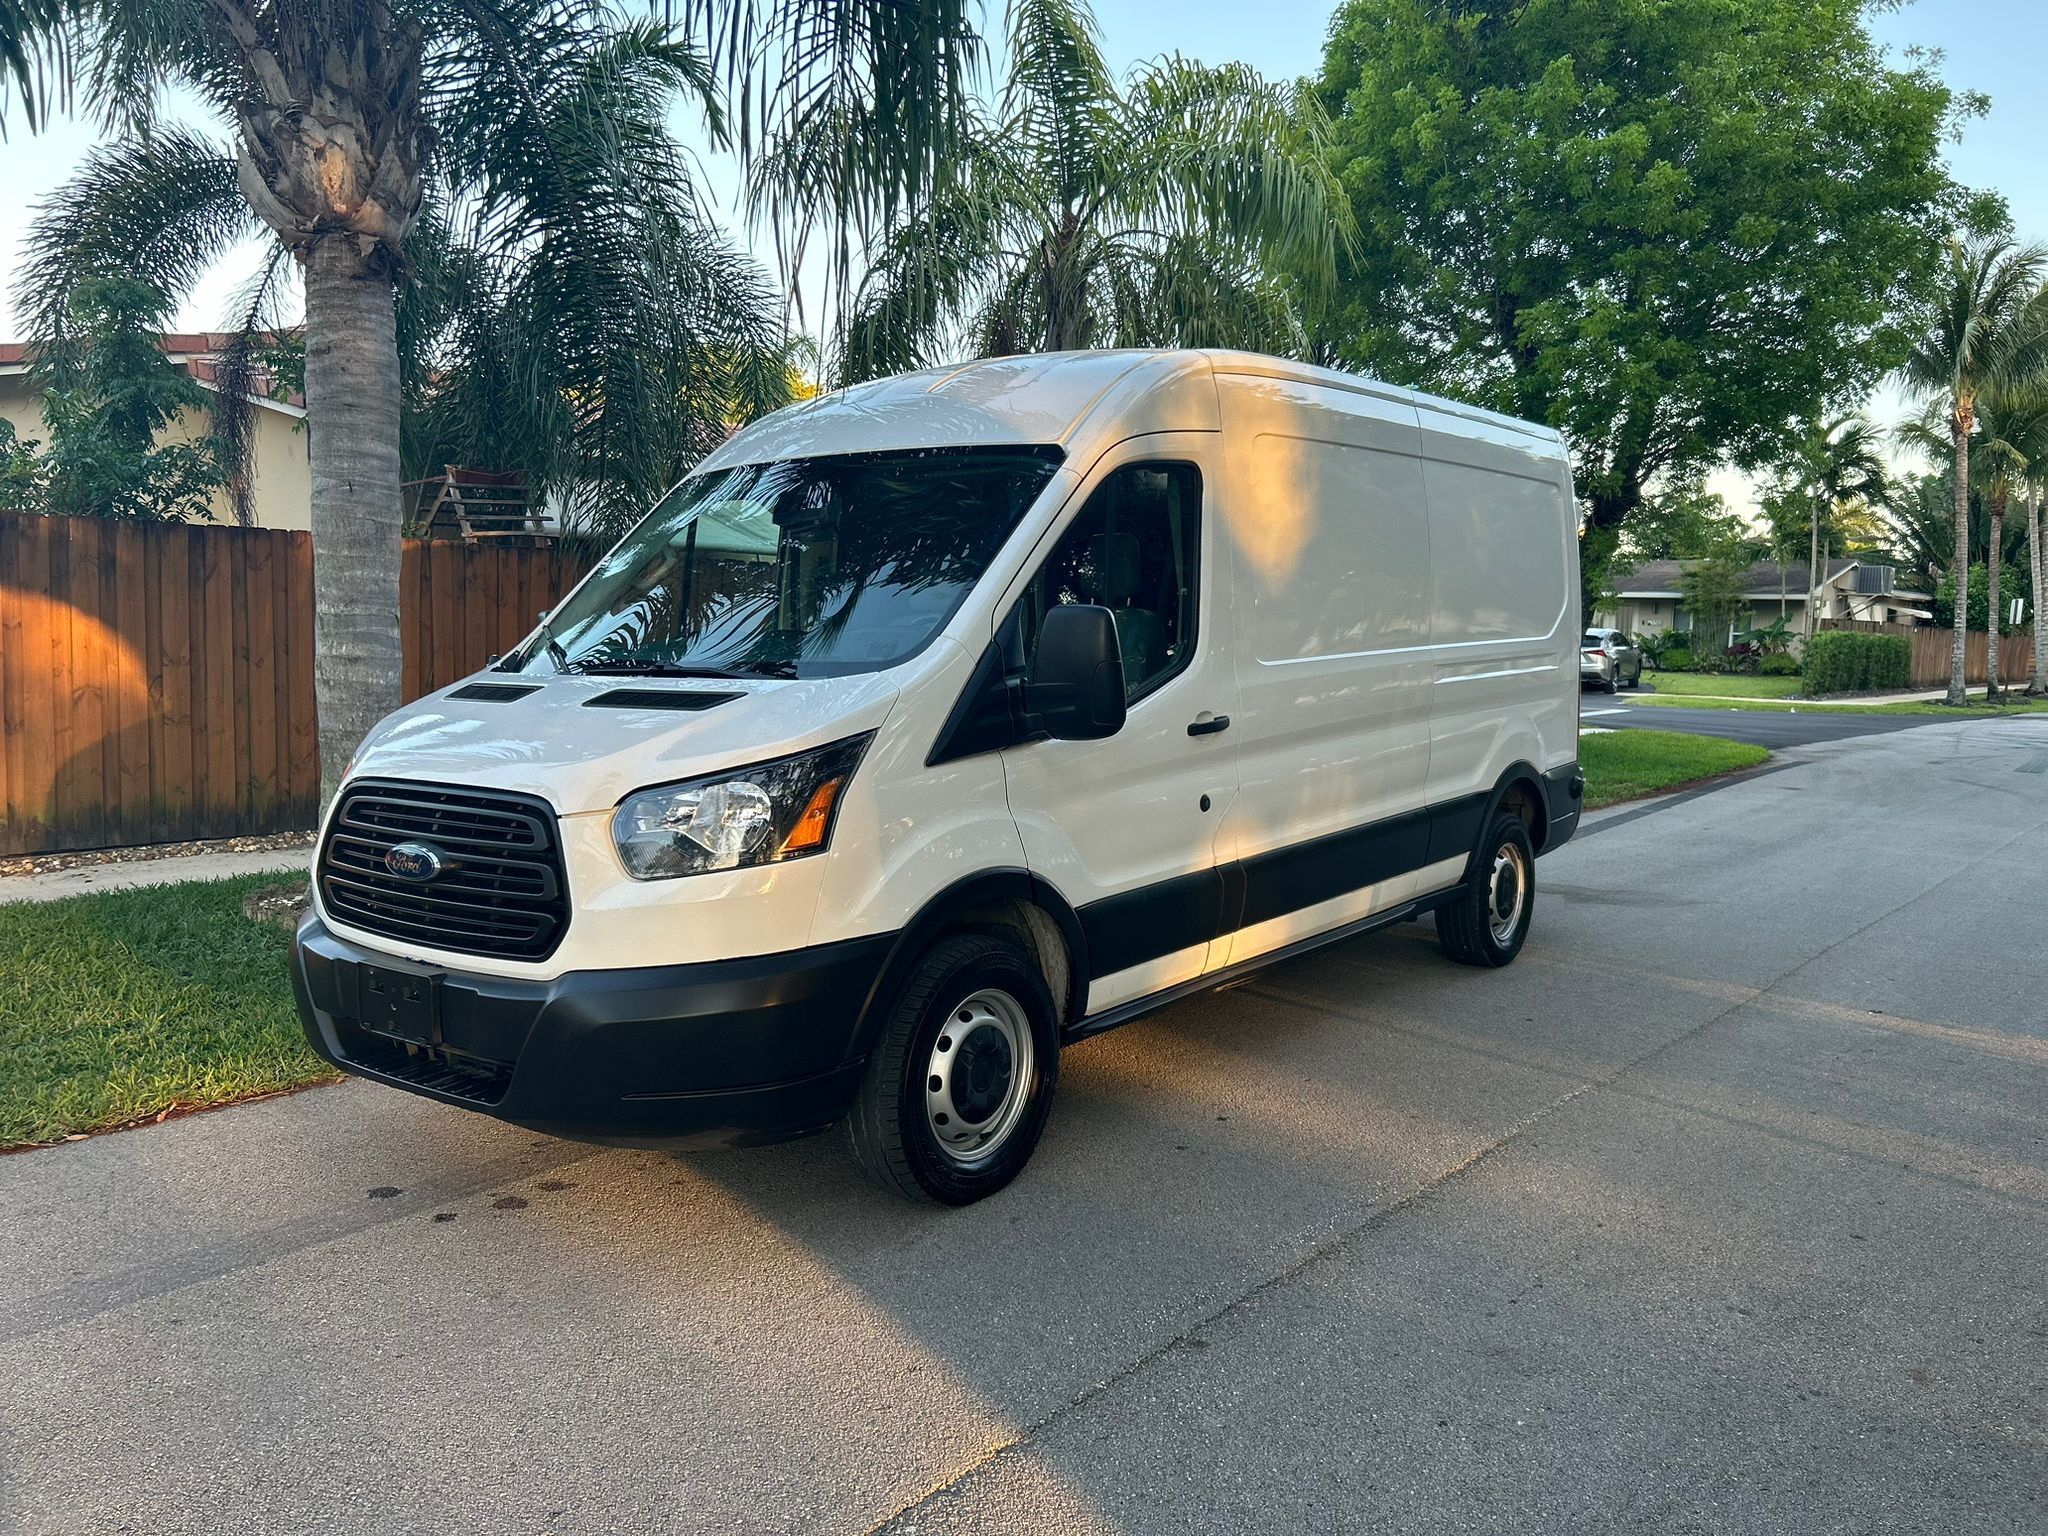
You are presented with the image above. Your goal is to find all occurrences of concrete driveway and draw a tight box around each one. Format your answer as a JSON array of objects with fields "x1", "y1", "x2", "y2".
[{"x1": 4, "y1": 720, "x2": 2046, "y2": 1535}]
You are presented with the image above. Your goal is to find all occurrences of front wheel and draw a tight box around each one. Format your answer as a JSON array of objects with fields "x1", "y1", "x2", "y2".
[
  {"x1": 1436, "y1": 812, "x2": 1536, "y2": 967},
  {"x1": 845, "y1": 933, "x2": 1061, "y2": 1204}
]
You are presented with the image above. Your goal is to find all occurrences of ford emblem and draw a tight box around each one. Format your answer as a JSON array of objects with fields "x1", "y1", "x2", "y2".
[{"x1": 384, "y1": 841, "x2": 445, "y2": 882}]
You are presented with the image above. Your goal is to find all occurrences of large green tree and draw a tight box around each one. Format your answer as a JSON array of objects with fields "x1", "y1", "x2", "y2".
[
  {"x1": 1315, "y1": 0, "x2": 1965, "y2": 580},
  {"x1": 835, "y1": 0, "x2": 1349, "y2": 381},
  {"x1": 2, "y1": 0, "x2": 980, "y2": 800}
]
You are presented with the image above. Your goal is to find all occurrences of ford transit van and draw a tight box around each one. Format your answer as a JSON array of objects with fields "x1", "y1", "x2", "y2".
[{"x1": 292, "y1": 350, "x2": 1584, "y2": 1203}]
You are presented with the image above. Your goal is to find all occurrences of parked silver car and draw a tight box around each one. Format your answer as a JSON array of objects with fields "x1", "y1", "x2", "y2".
[{"x1": 1581, "y1": 628, "x2": 1642, "y2": 691}]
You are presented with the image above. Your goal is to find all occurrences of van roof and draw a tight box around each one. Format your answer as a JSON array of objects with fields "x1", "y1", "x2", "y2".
[{"x1": 694, "y1": 349, "x2": 1563, "y2": 474}]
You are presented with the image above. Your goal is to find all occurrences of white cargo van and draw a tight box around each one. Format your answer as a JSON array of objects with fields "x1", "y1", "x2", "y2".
[{"x1": 293, "y1": 350, "x2": 1583, "y2": 1203}]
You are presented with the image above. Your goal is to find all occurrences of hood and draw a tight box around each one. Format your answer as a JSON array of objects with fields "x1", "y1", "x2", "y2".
[{"x1": 344, "y1": 670, "x2": 904, "y2": 815}]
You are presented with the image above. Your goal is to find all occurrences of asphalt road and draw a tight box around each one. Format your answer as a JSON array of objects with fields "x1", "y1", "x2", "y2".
[
  {"x1": 1582, "y1": 695, "x2": 1950, "y2": 747},
  {"x1": 5, "y1": 719, "x2": 2047, "y2": 1535}
]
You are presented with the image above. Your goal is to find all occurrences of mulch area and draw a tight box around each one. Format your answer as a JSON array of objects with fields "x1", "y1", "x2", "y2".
[{"x1": 0, "y1": 830, "x2": 316, "y2": 880}]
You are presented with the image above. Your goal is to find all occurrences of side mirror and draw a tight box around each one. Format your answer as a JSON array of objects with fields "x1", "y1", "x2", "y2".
[{"x1": 1025, "y1": 604, "x2": 1127, "y2": 741}]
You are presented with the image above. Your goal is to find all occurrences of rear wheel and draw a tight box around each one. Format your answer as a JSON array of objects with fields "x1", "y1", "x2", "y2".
[
  {"x1": 1436, "y1": 812, "x2": 1536, "y2": 967},
  {"x1": 845, "y1": 933, "x2": 1060, "y2": 1204}
]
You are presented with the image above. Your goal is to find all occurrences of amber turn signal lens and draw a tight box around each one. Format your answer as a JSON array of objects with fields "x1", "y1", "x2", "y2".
[{"x1": 779, "y1": 776, "x2": 844, "y2": 854}]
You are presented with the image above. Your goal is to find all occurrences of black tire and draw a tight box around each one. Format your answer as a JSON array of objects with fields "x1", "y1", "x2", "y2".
[
  {"x1": 845, "y1": 932, "x2": 1060, "y2": 1204},
  {"x1": 1435, "y1": 812, "x2": 1536, "y2": 968}
]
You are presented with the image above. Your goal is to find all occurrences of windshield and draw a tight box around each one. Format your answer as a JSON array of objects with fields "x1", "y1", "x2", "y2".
[{"x1": 509, "y1": 445, "x2": 1064, "y2": 680}]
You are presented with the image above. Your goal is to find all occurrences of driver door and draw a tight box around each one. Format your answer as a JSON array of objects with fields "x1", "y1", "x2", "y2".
[{"x1": 996, "y1": 437, "x2": 1240, "y2": 1016}]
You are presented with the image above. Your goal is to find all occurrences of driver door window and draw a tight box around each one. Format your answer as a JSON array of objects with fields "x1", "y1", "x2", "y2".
[{"x1": 1018, "y1": 462, "x2": 1200, "y2": 703}]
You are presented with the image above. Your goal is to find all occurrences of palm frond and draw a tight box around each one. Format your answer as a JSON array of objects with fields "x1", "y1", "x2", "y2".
[
  {"x1": 688, "y1": 0, "x2": 983, "y2": 323},
  {"x1": 16, "y1": 125, "x2": 259, "y2": 343},
  {"x1": 841, "y1": 138, "x2": 1035, "y2": 381},
  {"x1": 207, "y1": 244, "x2": 295, "y2": 526},
  {"x1": 1899, "y1": 235, "x2": 2048, "y2": 408},
  {"x1": 1113, "y1": 57, "x2": 1352, "y2": 290},
  {"x1": 0, "y1": 0, "x2": 78, "y2": 131},
  {"x1": 1000, "y1": 0, "x2": 1111, "y2": 199}
]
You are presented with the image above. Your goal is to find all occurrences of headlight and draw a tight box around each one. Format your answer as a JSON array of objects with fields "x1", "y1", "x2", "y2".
[{"x1": 611, "y1": 733, "x2": 873, "y2": 881}]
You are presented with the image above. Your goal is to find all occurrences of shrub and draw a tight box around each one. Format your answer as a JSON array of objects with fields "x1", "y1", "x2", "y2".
[
  {"x1": 1635, "y1": 629, "x2": 1680, "y2": 668},
  {"x1": 1758, "y1": 652, "x2": 1802, "y2": 676},
  {"x1": 1803, "y1": 630, "x2": 1909, "y2": 694},
  {"x1": 1658, "y1": 647, "x2": 1696, "y2": 672}
]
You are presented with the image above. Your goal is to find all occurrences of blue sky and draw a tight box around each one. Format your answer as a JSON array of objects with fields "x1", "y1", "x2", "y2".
[{"x1": 0, "y1": 0, "x2": 2040, "y2": 483}]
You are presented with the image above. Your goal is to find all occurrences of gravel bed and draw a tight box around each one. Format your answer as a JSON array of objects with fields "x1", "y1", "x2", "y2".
[{"x1": 0, "y1": 830, "x2": 316, "y2": 881}]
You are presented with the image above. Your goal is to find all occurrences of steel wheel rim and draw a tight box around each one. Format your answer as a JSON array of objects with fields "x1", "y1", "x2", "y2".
[
  {"x1": 924, "y1": 987, "x2": 1035, "y2": 1167},
  {"x1": 1488, "y1": 842, "x2": 1528, "y2": 945}
]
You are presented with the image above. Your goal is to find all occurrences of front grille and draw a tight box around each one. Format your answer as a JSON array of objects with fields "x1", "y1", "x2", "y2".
[{"x1": 319, "y1": 780, "x2": 570, "y2": 961}]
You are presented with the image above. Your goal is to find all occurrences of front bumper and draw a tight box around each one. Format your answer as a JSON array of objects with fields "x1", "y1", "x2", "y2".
[{"x1": 292, "y1": 916, "x2": 894, "y2": 1148}]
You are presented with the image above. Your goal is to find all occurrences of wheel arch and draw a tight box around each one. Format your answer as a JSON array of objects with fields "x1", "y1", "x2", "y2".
[
  {"x1": 847, "y1": 869, "x2": 1087, "y2": 1064},
  {"x1": 1477, "y1": 760, "x2": 1553, "y2": 858}
]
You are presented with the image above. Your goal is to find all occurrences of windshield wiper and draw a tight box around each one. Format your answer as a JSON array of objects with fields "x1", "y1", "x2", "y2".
[{"x1": 565, "y1": 657, "x2": 796, "y2": 680}]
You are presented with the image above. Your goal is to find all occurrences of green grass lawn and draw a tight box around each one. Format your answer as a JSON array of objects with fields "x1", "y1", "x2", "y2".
[
  {"x1": 1637, "y1": 670, "x2": 1804, "y2": 699},
  {"x1": 1631, "y1": 686, "x2": 2048, "y2": 718},
  {"x1": 1577, "y1": 728, "x2": 1769, "y2": 811},
  {"x1": 0, "y1": 873, "x2": 335, "y2": 1148}
]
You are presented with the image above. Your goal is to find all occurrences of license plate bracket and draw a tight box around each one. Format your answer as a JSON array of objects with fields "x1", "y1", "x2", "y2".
[{"x1": 357, "y1": 961, "x2": 443, "y2": 1047}]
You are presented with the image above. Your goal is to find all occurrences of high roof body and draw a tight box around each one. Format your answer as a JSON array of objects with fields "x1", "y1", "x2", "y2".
[{"x1": 694, "y1": 349, "x2": 1564, "y2": 475}]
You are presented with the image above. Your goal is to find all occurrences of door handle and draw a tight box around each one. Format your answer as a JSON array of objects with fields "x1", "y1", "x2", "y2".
[{"x1": 1187, "y1": 714, "x2": 1231, "y2": 737}]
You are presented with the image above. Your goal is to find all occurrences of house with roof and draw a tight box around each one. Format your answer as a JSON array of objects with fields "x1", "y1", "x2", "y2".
[
  {"x1": 1594, "y1": 558, "x2": 1932, "y2": 648},
  {"x1": 0, "y1": 332, "x2": 311, "y2": 531}
]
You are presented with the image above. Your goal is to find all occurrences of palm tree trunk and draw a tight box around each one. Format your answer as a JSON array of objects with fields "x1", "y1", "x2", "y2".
[
  {"x1": 1986, "y1": 492, "x2": 2004, "y2": 701},
  {"x1": 2023, "y1": 493, "x2": 2039, "y2": 696},
  {"x1": 1947, "y1": 412, "x2": 1970, "y2": 706},
  {"x1": 303, "y1": 240, "x2": 404, "y2": 805},
  {"x1": 1806, "y1": 495, "x2": 1821, "y2": 650}
]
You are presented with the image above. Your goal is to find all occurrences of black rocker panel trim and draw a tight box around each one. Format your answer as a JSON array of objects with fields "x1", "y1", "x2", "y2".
[
  {"x1": 1078, "y1": 867, "x2": 1227, "y2": 979},
  {"x1": 1075, "y1": 791, "x2": 1492, "y2": 981},
  {"x1": 1237, "y1": 805, "x2": 1440, "y2": 931}
]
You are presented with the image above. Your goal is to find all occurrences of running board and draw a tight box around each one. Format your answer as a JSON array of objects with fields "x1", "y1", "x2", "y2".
[{"x1": 1065, "y1": 889, "x2": 1457, "y2": 1044}]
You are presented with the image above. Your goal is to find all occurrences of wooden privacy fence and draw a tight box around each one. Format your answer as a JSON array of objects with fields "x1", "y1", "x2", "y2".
[
  {"x1": 402, "y1": 538, "x2": 592, "y2": 698},
  {"x1": 1908, "y1": 628, "x2": 2035, "y2": 689},
  {"x1": 1822, "y1": 621, "x2": 2038, "y2": 688},
  {"x1": 0, "y1": 513, "x2": 591, "y2": 857}
]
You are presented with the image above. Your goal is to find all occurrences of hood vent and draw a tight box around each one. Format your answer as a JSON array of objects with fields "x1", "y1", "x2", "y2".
[
  {"x1": 584, "y1": 687, "x2": 744, "y2": 712},
  {"x1": 448, "y1": 682, "x2": 542, "y2": 703}
]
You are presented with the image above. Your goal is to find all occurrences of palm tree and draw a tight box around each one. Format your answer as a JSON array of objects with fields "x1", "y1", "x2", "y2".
[
  {"x1": 2028, "y1": 457, "x2": 2048, "y2": 697},
  {"x1": 2023, "y1": 445, "x2": 2048, "y2": 697},
  {"x1": 1968, "y1": 386, "x2": 2048, "y2": 698},
  {"x1": 2, "y1": 0, "x2": 981, "y2": 800},
  {"x1": 1784, "y1": 413, "x2": 1888, "y2": 649},
  {"x1": 828, "y1": 0, "x2": 1350, "y2": 382},
  {"x1": 1899, "y1": 235, "x2": 2048, "y2": 705},
  {"x1": 1900, "y1": 391, "x2": 2048, "y2": 694}
]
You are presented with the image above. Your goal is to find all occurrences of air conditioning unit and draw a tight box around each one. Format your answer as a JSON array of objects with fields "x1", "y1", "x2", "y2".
[{"x1": 1851, "y1": 565, "x2": 1895, "y2": 594}]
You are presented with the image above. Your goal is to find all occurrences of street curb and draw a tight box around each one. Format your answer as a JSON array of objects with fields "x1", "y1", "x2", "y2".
[{"x1": 1572, "y1": 756, "x2": 1792, "y2": 841}]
